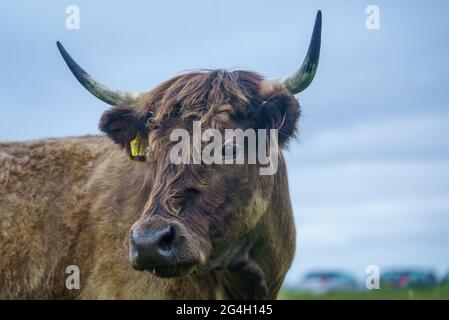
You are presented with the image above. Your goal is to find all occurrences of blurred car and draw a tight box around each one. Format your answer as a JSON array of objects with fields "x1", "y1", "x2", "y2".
[
  {"x1": 299, "y1": 271, "x2": 359, "y2": 294},
  {"x1": 380, "y1": 269, "x2": 437, "y2": 289}
]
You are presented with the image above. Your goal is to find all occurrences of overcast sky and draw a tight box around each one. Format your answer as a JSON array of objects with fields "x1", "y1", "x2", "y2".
[{"x1": 1, "y1": 0, "x2": 448, "y2": 286}]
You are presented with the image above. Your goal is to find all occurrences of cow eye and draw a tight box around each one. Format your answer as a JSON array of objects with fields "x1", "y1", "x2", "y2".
[{"x1": 222, "y1": 143, "x2": 239, "y2": 159}]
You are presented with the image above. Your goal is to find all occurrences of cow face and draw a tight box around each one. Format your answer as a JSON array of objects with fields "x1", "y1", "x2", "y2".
[
  {"x1": 99, "y1": 71, "x2": 300, "y2": 277},
  {"x1": 57, "y1": 10, "x2": 321, "y2": 277}
]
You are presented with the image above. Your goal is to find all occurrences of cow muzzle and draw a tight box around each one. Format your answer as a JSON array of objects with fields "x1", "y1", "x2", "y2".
[{"x1": 129, "y1": 219, "x2": 204, "y2": 277}]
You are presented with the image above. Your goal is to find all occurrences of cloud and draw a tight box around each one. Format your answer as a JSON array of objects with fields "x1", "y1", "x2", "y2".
[
  {"x1": 283, "y1": 112, "x2": 449, "y2": 285},
  {"x1": 287, "y1": 111, "x2": 449, "y2": 163}
]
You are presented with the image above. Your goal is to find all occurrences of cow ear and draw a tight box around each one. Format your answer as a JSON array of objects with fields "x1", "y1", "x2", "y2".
[
  {"x1": 99, "y1": 106, "x2": 147, "y2": 160},
  {"x1": 259, "y1": 92, "x2": 301, "y2": 146}
]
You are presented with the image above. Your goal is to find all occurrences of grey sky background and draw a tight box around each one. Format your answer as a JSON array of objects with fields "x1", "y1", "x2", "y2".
[{"x1": 1, "y1": 1, "x2": 448, "y2": 286}]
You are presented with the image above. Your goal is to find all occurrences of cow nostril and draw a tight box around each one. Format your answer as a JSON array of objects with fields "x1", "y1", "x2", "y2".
[{"x1": 158, "y1": 226, "x2": 176, "y2": 254}]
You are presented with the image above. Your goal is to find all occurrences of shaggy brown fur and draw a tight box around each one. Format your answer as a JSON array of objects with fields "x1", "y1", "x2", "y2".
[{"x1": 0, "y1": 70, "x2": 298, "y2": 299}]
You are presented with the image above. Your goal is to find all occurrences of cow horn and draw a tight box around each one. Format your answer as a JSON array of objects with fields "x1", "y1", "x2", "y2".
[
  {"x1": 278, "y1": 10, "x2": 322, "y2": 94},
  {"x1": 56, "y1": 41, "x2": 142, "y2": 106}
]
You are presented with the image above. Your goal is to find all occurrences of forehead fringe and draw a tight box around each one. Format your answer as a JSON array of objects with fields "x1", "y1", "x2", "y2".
[{"x1": 135, "y1": 70, "x2": 264, "y2": 125}]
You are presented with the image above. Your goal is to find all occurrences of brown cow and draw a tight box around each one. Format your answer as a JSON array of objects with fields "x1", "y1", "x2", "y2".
[{"x1": 0, "y1": 11, "x2": 321, "y2": 299}]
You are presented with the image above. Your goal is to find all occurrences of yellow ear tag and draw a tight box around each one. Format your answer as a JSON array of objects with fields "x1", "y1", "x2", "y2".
[{"x1": 129, "y1": 135, "x2": 148, "y2": 160}]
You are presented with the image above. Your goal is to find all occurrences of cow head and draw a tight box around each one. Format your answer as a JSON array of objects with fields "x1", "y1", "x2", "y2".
[{"x1": 58, "y1": 12, "x2": 321, "y2": 278}]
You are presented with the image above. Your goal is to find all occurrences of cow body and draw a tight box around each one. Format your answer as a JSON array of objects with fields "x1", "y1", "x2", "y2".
[
  {"x1": 0, "y1": 10, "x2": 322, "y2": 300},
  {"x1": 0, "y1": 136, "x2": 295, "y2": 299}
]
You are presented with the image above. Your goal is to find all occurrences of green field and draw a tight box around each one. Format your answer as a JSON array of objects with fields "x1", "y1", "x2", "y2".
[{"x1": 279, "y1": 285, "x2": 449, "y2": 300}]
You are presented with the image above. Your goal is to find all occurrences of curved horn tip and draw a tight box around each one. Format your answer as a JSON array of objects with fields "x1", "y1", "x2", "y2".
[
  {"x1": 56, "y1": 41, "x2": 142, "y2": 106},
  {"x1": 278, "y1": 10, "x2": 322, "y2": 94}
]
